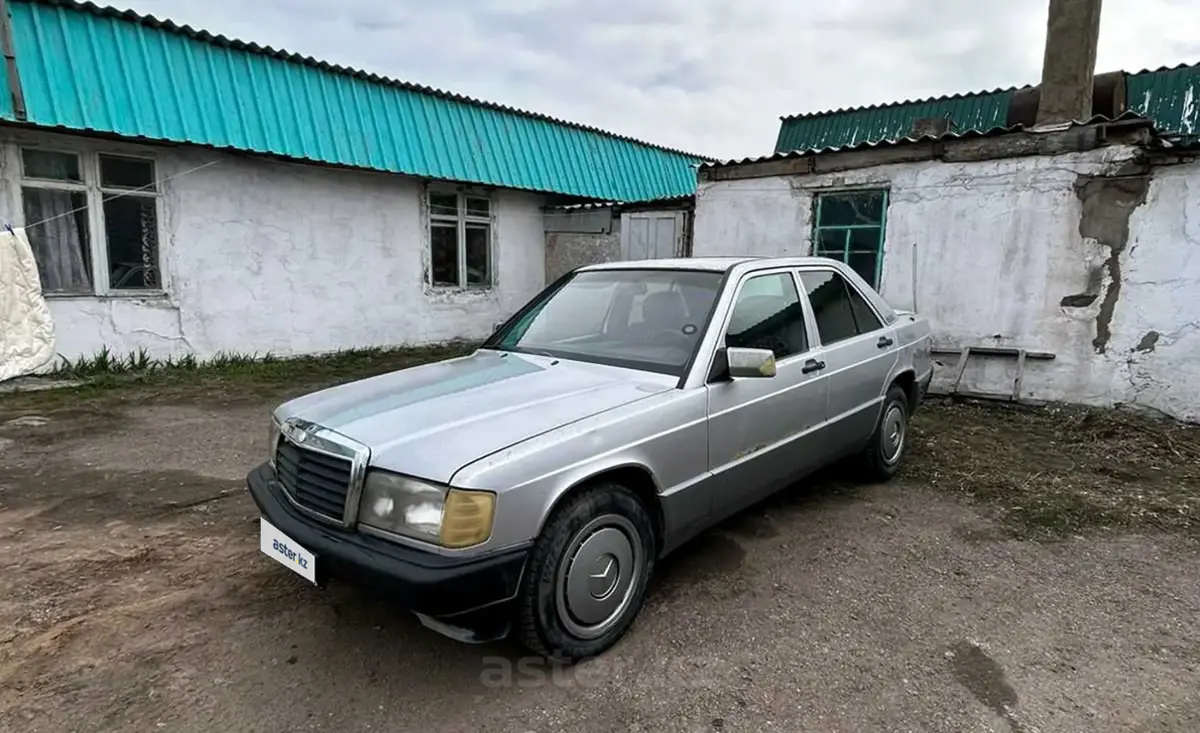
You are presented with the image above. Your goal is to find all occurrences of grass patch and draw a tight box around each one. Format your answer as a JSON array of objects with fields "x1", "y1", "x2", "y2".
[
  {"x1": 908, "y1": 398, "x2": 1200, "y2": 539},
  {"x1": 50, "y1": 346, "x2": 278, "y2": 379},
  {"x1": 2, "y1": 342, "x2": 479, "y2": 410}
]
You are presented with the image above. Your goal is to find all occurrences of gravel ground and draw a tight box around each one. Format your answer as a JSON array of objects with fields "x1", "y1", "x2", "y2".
[{"x1": 1, "y1": 356, "x2": 1197, "y2": 733}]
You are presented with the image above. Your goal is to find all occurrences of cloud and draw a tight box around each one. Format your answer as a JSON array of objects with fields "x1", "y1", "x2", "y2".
[{"x1": 125, "y1": 0, "x2": 1200, "y2": 159}]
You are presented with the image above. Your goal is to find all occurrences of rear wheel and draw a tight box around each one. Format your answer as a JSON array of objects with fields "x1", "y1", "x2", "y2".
[
  {"x1": 857, "y1": 384, "x2": 910, "y2": 482},
  {"x1": 516, "y1": 483, "x2": 656, "y2": 662}
]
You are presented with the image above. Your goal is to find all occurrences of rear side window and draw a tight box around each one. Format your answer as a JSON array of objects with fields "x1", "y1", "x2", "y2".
[{"x1": 799, "y1": 270, "x2": 885, "y2": 346}]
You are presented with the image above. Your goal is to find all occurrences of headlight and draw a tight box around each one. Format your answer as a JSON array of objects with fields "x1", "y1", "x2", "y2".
[
  {"x1": 359, "y1": 470, "x2": 496, "y2": 548},
  {"x1": 268, "y1": 418, "x2": 281, "y2": 466}
]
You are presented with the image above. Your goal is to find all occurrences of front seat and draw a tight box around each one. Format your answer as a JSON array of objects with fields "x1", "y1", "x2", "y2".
[{"x1": 632, "y1": 290, "x2": 688, "y2": 341}]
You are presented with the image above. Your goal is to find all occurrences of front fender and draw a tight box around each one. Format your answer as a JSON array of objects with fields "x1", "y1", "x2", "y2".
[{"x1": 450, "y1": 388, "x2": 709, "y2": 555}]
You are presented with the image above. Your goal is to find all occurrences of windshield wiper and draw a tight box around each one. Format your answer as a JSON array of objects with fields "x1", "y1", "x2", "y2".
[
  {"x1": 517, "y1": 347, "x2": 557, "y2": 358},
  {"x1": 490, "y1": 346, "x2": 557, "y2": 359}
]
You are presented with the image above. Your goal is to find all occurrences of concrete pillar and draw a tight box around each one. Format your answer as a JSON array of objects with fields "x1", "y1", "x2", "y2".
[{"x1": 1035, "y1": 0, "x2": 1103, "y2": 126}]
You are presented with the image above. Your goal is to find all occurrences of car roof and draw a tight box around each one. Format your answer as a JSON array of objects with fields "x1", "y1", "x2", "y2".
[
  {"x1": 576, "y1": 256, "x2": 849, "y2": 273},
  {"x1": 577, "y1": 257, "x2": 756, "y2": 272}
]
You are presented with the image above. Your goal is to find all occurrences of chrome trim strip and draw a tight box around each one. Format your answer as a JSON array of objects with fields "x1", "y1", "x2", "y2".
[
  {"x1": 276, "y1": 417, "x2": 371, "y2": 528},
  {"x1": 358, "y1": 521, "x2": 442, "y2": 550},
  {"x1": 358, "y1": 518, "x2": 524, "y2": 558}
]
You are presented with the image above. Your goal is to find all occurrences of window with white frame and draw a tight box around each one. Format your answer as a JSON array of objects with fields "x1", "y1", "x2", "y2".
[
  {"x1": 20, "y1": 148, "x2": 162, "y2": 294},
  {"x1": 428, "y1": 188, "x2": 492, "y2": 288}
]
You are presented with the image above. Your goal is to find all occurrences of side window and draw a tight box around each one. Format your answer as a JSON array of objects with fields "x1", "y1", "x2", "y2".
[
  {"x1": 725, "y1": 273, "x2": 808, "y2": 360},
  {"x1": 798, "y1": 270, "x2": 885, "y2": 346},
  {"x1": 847, "y1": 284, "x2": 884, "y2": 333}
]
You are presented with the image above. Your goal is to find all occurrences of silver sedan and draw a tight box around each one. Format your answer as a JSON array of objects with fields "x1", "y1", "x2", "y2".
[{"x1": 247, "y1": 256, "x2": 934, "y2": 661}]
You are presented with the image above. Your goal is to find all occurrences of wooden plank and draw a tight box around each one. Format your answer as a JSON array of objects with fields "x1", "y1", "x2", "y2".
[
  {"x1": 1012, "y1": 349, "x2": 1028, "y2": 402},
  {"x1": 950, "y1": 347, "x2": 971, "y2": 395},
  {"x1": 931, "y1": 346, "x2": 1056, "y2": 360}
]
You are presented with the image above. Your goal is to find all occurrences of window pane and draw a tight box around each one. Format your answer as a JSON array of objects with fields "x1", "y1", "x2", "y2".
[
  {"x1": 817, "y1": 191, "x2": 884, "y2": 227},
  {"x1": 845, "y1": 228, "x2": 882, "y2": 286},
  {"x1": 431, "y1": 223, "x2": 459, "y2": 286},
  {"x1": 22, "y1": 149, "x2": 82, "y2": 182},
  {"x1": 465, "y1": 224, "x2": 489, "y2": 286},
  {"x1": 725, "y1": 273, "x2": 807, "y2": 359},
  {"x1": 814, "y1": 229, "x2": 845, "y2": 257},
  {"x1": 99, "y1": 155, "x2": 156, "y2": 190},
  {"x1": 799, "y1": 271, "x2": 859, "y2": 345},
  {"x1": 847, "y1": 227, "x2": 881, "y2": 251},
  {"x1": 847, "y1": 282, "x2": 884, "y2": 332},
  {"x1": 465, "y1": 197, "x2": 490, "y2": 218},
  {"x1": 103, "y1": 194, "x2": 160, "y2": 289},
  {"x1": 22, "y1": 187, "x2": 92, "y2": 292},
  {"x1": 430, "y1": 193, "x2": 458, "y2": 218},
  {"x1": 846, "y1": 251, "x2": 879, "y2": 286}
]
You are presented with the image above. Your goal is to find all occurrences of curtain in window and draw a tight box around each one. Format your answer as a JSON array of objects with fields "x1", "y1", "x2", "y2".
[{"x1": 24, "y1": 189, "x2": 90, "y2": 292}]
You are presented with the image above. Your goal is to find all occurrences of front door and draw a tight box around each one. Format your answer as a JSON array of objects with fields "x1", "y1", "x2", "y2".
[
  {"x1": 706, "y1": 270, "x2": 829, "y2": 521},
  {"x1": 797, "y1": 269, "x2": 899, "y2": 457}
]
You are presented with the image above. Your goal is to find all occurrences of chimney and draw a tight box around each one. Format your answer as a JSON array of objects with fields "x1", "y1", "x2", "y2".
[{"x1": 1035, "y1": 0, "x2": 1103, "y2": 126}]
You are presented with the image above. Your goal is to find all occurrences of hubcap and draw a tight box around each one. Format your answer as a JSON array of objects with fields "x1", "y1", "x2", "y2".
[
  {"x1": 882, "y1": 404, "x2": 906, "y2": 465},
  {"x1": 556, "y1": 515, "x2": 643, "y2": 640}
]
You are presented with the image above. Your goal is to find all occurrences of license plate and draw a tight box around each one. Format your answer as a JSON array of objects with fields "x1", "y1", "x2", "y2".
[{"x1": 259, "y1": 518, "x2": 316, "y2": 584}]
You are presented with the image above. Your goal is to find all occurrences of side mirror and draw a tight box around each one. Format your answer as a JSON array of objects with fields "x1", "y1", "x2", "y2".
[{"x1": 726, "y1": 347, "x2": 777, "y2": 378}]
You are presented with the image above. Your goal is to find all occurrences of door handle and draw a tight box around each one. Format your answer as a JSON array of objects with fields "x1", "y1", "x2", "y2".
[
  {"x1": 801, "y1": 359, "x2": 825, "y2": 374},
  {"x1": 876, "y1": 335, "x2": 894, "y2": 348}
]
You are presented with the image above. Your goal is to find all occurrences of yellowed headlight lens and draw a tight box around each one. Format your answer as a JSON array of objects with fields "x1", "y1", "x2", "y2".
[{"x1": 439, "y1": 489, "x2": 496, "y2": 548}]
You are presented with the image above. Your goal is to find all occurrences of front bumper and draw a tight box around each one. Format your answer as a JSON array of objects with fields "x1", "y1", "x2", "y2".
[{"x1": 246, "y1": 462, "x2": 528, "y2": 625}]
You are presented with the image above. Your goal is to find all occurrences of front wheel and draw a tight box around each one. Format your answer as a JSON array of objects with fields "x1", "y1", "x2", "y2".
[
  {"x1": 857, "y1": 384, "x2": 910, "y2": 482},
  {"x1": 516, "y1": 483, "x2": 656, "y2": 662}
]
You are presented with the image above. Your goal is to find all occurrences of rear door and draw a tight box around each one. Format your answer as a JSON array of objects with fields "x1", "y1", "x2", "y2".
[
  {"x1": 797, "y1": 268, "x2": 899, "y2": 458},
  {"x1": 706, "y1": 269, "x2": 828, "y2": 520}
]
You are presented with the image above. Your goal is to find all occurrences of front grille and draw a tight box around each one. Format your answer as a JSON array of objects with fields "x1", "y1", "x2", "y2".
[{"x1": 275, "y1": 437, "x2": 352, "y2": 522}]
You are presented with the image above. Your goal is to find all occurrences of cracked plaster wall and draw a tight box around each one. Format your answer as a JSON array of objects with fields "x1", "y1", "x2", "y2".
[
  {"x1": 693, "y1": 145, "x2": 1200, "y2": 421},
  {"x1": 1104, "y1": 161, "x2": 1200, "y2": 421},
  {"x1": 0, "y1": 130, "x2": 547, "y2": 362}
]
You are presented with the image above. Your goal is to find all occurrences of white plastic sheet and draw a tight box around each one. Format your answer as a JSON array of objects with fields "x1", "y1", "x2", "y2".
[{"x1": 0, "y1": 226, "x2": 56, "y2": 381}]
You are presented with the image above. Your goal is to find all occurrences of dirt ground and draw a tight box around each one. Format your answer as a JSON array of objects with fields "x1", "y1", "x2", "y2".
[{"x1": 1, "y1": 356, "x2": 1198, "y2": 733}]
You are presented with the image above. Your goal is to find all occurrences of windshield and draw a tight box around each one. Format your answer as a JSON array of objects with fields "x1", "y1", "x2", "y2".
[{"x1": 487, "y1": 269, "x2": 724, "y2": 375}]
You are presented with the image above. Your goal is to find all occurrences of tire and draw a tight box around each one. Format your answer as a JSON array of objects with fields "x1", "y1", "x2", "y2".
[
  {"x1": 516, "y1": 483, "x2": 656, "y2": 663},
  {"x1": 857, "y1": 384, "x2": 911, "y2": 482}
]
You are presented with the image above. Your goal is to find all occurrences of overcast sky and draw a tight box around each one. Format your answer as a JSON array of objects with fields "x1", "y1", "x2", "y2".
[{"x1": 125, "y1": 0, "x2": 1199, "y2": 159}]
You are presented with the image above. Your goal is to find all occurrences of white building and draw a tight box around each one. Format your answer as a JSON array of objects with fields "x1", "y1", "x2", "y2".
[
  {"x1": 693, "y1": 116, "x2": 1200, "y2": 422},
  {"x1": 0, "y1": 0, "x2": 704, "y2": 365}
]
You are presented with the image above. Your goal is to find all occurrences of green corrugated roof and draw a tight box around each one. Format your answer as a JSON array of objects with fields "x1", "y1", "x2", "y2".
[
  {"x1": 775, "y1": 89, "x2": 1019, "y2": 153},
  {"x1": 1127, "y1": 63, "x2": 1200, "y2": 143},
  {"x1": 0, "y1": 0, "x2": 707, "y2": 202},
  {"x1": 775, "y1": 62, "x2": 1200, "y2": 153}
]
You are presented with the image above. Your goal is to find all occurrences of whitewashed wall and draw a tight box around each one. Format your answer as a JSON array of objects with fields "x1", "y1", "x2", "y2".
[
  {"x1": 0, "y1": 130, "x2": 546, "y2": 363},
  {"x1": 693, "y1": 146, "x2": 1200, "y2": 422}
]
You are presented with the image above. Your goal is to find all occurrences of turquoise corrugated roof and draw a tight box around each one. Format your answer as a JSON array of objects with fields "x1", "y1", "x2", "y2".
[
  {"x1": 775, "y1": 89, "x2": 1018, "y2": 153},
  {"x1": 0, "y1": 0, "x2": 707, "y2": 201},
  {"x1": 1127, "y1": 62, "x2": 1200, "y2": 143}
]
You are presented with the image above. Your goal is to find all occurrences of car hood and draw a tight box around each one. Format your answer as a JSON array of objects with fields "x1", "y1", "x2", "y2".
[{"x1": 274, "y1": 350, "x2": 673, "y2": 484}]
